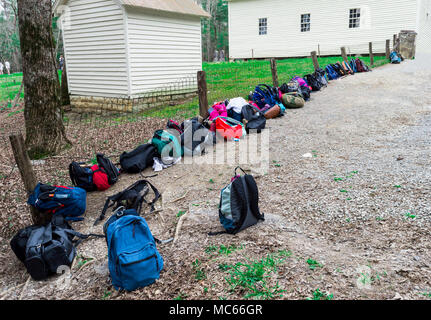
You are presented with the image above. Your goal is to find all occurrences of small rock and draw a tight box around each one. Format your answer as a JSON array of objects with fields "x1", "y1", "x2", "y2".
[{"x1": 392, "y1": 293, "x2": 403, "y2": 300}]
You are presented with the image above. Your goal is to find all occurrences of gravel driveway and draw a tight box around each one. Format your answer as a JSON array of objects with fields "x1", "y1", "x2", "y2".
[{"x1": 1, "y1": 60, "x2": 430, "y2": 300}]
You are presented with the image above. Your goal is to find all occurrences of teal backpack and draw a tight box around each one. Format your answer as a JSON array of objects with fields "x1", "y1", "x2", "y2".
[{"x1": 151, "y1": 129, "x2": 183, "y2": 159}]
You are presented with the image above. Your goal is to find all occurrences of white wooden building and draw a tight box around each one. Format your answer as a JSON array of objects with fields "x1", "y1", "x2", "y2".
[
  {"x1": 53, "y1": 0, "x2": 210, "y2": 112},
  {"x1": 228, "y1": 0, "x2": 431, "y2": 60}
]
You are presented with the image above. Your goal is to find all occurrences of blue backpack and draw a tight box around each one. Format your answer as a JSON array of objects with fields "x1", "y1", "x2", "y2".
[
  {"x1": 390, "y1": 51, "x2": 401, "y2": 64},
  {"x1": 250, "y1": 84, "x2": 279, "y2": 109},
  {"x1": 349, "y1": 59, "x2": 358, "y2": 73},
  {"x1": 325, "y1": 65, "x2": 339, "y2": 80},
  {"x1": 105, "y1": 209, "x2": 164, "y2": 291},
  {"x1": 27, "y1": 183, "x2": 87, "y2": 222}
]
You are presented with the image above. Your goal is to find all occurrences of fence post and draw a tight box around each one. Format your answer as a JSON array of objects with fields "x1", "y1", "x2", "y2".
[
  {"x1": 9, "y1": 133, "x2": 43, "y2": 225},
  {"x1": 311, "y1": 51, "x2": 319, "y2": 70},
  {"x1": 270, "y1": 58, "x2": 279, "y2": 87},
  {"x1": 393, "y1": 34, "x2": 397, "y2": 47},
  {"x1": 340, "y1": 47, "x2": 348, "y2": 62},
  {"x1": 369, "y1": 42, "x2": 374, "y2": 66},
  {"x1": 197, "y1": 70, "x2": 209, "y2": 119},
  {"x1": 386, "y1": 39, "x2": 391, "y2": 59}
]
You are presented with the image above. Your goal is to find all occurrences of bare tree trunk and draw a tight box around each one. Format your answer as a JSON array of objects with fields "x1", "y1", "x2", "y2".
[
  {"x1": 61, "y1": 59, "x2": 70, "y2": 106},
  {"x1": 17, "y1": 0, "x2": 70, "y2": 159}
]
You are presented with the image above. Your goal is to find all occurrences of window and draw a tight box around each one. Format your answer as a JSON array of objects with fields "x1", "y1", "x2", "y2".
[
  {"x1": 301, "y1": 14, "x2": 311, "y2": 32},
  {"x1": 349, "y1": 8, "x2": 361, "y2": 28},
  {"x1": 259, "y1": 18, "x2": 267, "y2": 35}
]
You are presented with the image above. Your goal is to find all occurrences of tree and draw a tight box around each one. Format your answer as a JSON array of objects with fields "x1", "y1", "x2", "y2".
[
  {"x1": 0, "y1": 0, "x2": 21, "y2": 71},
  {"x1": 195, "y1": 0, "x2": 229, "y2": 62},
  {"x1": 17, "y1": 0, "x2": 70, "y2": 158}
]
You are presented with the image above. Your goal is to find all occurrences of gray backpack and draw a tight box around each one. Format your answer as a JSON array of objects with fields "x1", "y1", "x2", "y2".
[{"x1": 210, "y1": 167, "x2": 264, "y2": 235}]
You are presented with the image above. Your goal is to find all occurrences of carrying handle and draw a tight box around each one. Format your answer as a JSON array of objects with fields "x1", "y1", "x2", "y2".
[{"x1": 234, "y1": 167, "x2": 247, "y2": 176}]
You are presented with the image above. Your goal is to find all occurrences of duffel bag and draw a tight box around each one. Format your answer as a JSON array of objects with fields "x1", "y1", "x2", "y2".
[
  {"x1": 215, "y1": 117, "x2": 247, "y2": 140},
  {"x1": 282, "y1": 93, "x2": 305, "y2": 109},
  {"x1": 27, "y1": 183, "x2": 87, "y2": 222},
  {"x1": 120, "y1": 144, "x2": 157, "y2": 174},
  {"x1": 11, "y1": 215, "x2": 103, "y2": 280},
  {"x1": 263, "y1": 104, "x2": 281, "y2": 119}
]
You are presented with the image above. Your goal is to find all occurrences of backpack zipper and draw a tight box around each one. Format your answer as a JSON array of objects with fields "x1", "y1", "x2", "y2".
[{"x1": 120, "y1": 254, "x2": 156, "y2": 267}]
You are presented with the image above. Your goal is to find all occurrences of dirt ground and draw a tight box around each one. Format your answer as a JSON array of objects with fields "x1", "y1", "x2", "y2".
[{"x1": 1, "y1": 60, "x2": 430, "y2": 300}]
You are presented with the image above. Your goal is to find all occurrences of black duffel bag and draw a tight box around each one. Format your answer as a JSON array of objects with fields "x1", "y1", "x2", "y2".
[
  {"x1": 10, "y1": 216, "x2": 103, "y2": 281},
  {"x1": 120, "y1": 144, "x2": 157, "y2": 174}
]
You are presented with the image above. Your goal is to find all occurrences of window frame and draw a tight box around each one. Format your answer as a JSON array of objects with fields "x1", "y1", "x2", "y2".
[
  {"x1": 259, "y1": 18, "x2": 268, "y2": 35},
  {"x1": 301, "y1": 13, "x2": 311, "y2": 32},
  {"x1": 349, "y1": 8, "x2": 361, "y2": 29}
]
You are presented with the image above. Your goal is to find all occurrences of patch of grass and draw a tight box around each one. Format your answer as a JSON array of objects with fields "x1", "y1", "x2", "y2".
[
  {"x1": 192, "y1": 259, "x2": 207, "y2": 281},
  {"x1": 174, "y1": 292, "x2": 187, "y2": 300},
  {"x1": 307, "y1": 259, "x2": 323, "y2": 270},
  {"x1": 176, "y1": 210, "x2": 187, "y2": 218},
  {"x1": 404, "y1": 212, "x2": 416, "y2": 220},
  {"x1": 222, "y1": 252, "x2": 289, "y2": 300},
  {"x1": 307, "y1": 289, "x2": 333, "y2": 300},
  {"x1": 101, "y1": 290, "x2": 112, "y2": 300},
  {"x1": 76, "y1": 255, "x2": 94, "y2": 269}
]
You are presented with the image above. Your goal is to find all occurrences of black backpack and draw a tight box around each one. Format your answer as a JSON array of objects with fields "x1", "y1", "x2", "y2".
[
  {"x1": 304, "y1": 73, "x2": 323, "y2": 91},
  {"x1": 69, "y1": 154, "x2": 119, "y2": 191},
  {"x1": 10, "y1": 216, "x2": 103, "y2": 280},
  {"x1": 69, "y1": 162, "x2": 96, "y2": 192},
  {"x1": 210, "y1": 167, "x2": 264, "y2": 235},
  {"x1": 94, "y1": 180, "x2": 161, "y2": 226},
  {"x1": 120, "y1": 144, "x2": 157, "y2": 174},
  {"x1": 241, "y1": 104, "x2": 266, "y2": 133},
  {"x1": 181, "y1": 118, "x2": 212, "y2": 156},
  {"x1": 96, "y1": 154, "x2": 120, "y2": 186}
]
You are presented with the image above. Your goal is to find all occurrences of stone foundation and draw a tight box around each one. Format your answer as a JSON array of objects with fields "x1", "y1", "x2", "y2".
[{"x1": 70, "y1": 91, "x2": 198, "y2": 114}]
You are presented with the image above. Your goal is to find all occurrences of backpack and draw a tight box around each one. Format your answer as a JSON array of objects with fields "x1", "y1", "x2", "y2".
[
  {"x1": 390, "y1": 51, "x2": 401, "y2": 64},
  {"x1": 105, "y1": 210, "x2": 164, "y2": 291},
  {"x1": 166, "y1": 120, "x2": 183, "y2": 135},
  {"x1": 120, "y1": 144, "x2": 157, "y2": 174},
  {"x1": 325, "y1": 65, "x2": 339, "y2": 80},
  {"x1": 27, "y1": 183, "x2": 87, "y2": 222},
  {"x1": 69, "y1": 154, "x2": 119, "y2": 192},
  {"x1": 95, "y1": 154, "x2": 120, "y2": 187},
  {"x1": 211, "y1": 167, "x2": 264, "y2": 235},
  {"x1": 69, "y1": 162, "x2": 96, "y2": 192},
  {"x1": 10, "y1": 215, "x2": 103, "y2": 280},
  {"x1": 181, "y1": 118, "x2": 213, "y2": 157},
  {"x1": 333, "y1": 63, "x2": 346, "y2": 76},
  {"x1": 94, "y1": 180, "x2": 161, "y2": 226},
  {"x1": 208, "y1": 102, "x2": 228, "y2": 122},
  {"x1": 241, "y1": 104, "x2": 266, "y2": 133},
  {"x1": 355, "y1": 59, "x2": 365, "y2": 72},
  {"x1": 151, "y1": 129, "x2": 183, "y2": 159},
  {"x1": 250, "y1": 84, "x2": 279, "y2": 109},
  {"x1": 342, "y1": 61, "x2": 354, "y2": 74},
  {"x1": 215, "y1": 117, "x2": 247, "y2": 140},
  {"x1": 349, "y1": 59, "x2": 358, "y2": 73},
  {"x1": 315, "y1": 68, "x2": 329, "y2": 86}
]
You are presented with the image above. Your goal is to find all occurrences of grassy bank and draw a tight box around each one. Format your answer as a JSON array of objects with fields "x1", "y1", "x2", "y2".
[{"x1": 0, "y1": 56, "x2": 389, "y2": 118}]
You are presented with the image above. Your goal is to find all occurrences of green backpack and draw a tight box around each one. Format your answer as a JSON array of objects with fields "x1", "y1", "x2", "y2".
[{"x1": 151, "y1": 129, "x2": 183, "y2": 159}]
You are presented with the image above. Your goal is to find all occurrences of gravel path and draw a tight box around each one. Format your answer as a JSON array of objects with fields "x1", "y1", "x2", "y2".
[{"x1": 1, "y1": 60, "x2": 430, "y2": 300}]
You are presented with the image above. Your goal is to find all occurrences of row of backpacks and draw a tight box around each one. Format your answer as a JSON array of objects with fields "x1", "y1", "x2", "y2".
[{"x1": 9, "y1": 57, "x2": 374, "y2": 292}]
